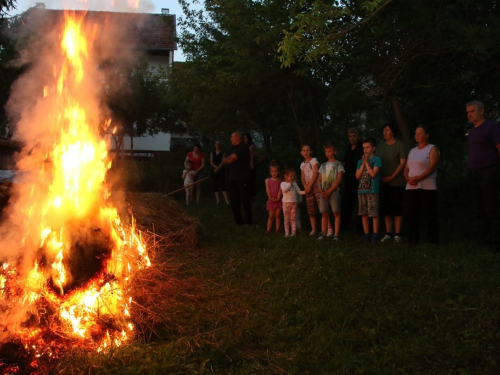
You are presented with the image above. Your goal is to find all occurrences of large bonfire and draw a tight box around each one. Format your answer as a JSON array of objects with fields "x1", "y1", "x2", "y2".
[{"x1": 0, "y1": 5, "x2": 154, "y2": 369}]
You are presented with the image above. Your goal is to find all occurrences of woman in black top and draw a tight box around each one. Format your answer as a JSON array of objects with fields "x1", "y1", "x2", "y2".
[{"x1": 210, "y1": 140, "x2": 229, "y2": 204}]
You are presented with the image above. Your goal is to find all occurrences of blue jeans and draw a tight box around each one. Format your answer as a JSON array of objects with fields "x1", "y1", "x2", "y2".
[{"x1": 469, "y1": 164, "x2": 500, "y2": 250}]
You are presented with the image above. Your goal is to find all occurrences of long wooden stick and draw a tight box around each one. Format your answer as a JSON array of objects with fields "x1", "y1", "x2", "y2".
[{"x1": 165, "y1": 176, "x2": 210, "y2": 197}]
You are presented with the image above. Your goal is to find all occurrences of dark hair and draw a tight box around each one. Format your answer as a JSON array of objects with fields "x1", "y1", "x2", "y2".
[
  {"x1": 362, "y1": 138, "x2": 377, "y2": 148},
  {"x1": 186, "y1": 160, "x2": 193, "y2": 165},
  {"x1": 382, "y1": 122, "x2": 398, "y2": 138},
  {"x1": 324, "y1": 141, "x2": 336, "y2": 150},
  {"x1": 194, "y1": 143, "x2": 202, "y2": 150},
  {"x1": 243, "y1": 133, "x2": 254, "y2": 146},
  {"x1": 283, "y1": 167, "x2": 296, "y2": 177}
]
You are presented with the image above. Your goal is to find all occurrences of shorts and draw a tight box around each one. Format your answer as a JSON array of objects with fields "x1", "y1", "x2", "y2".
[
  {"x1": 380, "y1": 185, "x2": 405, "y2": 216},
  {"x1": 319, "y1": 189, "x2": 341, "y2": 214},
  {"x1": 358, "y1": 193, "x2": 379, "y2": 217}
]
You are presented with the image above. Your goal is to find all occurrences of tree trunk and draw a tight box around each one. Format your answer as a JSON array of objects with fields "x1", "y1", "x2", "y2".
[
  {"x1": 388, "y1": 91, "x2": 410, "y2": 146},
  {"x1": 286, "y1": 86, "x2": 303, "y2": 146}
]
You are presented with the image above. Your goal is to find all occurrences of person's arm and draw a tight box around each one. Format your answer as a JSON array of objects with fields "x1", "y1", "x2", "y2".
[
  {"x1": 294, "y1": 182, "x2": 306, "y2": 196},
  {"x1": 325, "y1": 171, "x2": 344, "y2": 195},
  {"x1": 265, "y1": 179, "x2": 273, "y2": 201},
  {"x1": 210, "y1": 152, "x2": 216, "y2": 169},
  {"x1": 365, "y1": 160, "x2": 379, "y2": 178},
  {"x1": 182, "y1": 169, "x2": 187, "y2": 179},
  {"x1": 308, "y1": 163, "x2": 319, "y2": 190},
  {"x1": 184, "y1": 154, "x2": 190, "y2": 168},
  {"x1": 497, "y1": 143, "x2": 500, "y2": 158},
  {"x1": 223, "y1": 152, "x2": 238, "y2": 165},
  {"x1": 301, "y1": 169, "x2": 307, "y2": 191},
  {"x1": 383, "y1": 158, "x2": 406, "y2": 183},
  {"x1": 355, "y1": 160, "x2": 365, "y2": 180},
  {"x1": 409, "y1": 146, "x2": 440, "y2": 185}
]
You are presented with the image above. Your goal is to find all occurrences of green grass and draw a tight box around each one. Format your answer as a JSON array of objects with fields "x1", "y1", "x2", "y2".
[{"x1": 56, "y1": 180, "x2": 500, "y2": 374}]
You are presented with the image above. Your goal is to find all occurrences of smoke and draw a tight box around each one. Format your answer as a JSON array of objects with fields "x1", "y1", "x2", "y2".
[
  {"x1": 0, "y1": 3, "x2": 144, "y2": 335},
  {"x1": 29, "y1": 0, "x2": 155, "y2": 13}
]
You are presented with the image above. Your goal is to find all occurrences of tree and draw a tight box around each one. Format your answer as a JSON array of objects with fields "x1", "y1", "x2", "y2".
[
  {"x1": 175, "y1": 0, "x2": 335, "y2": 156},
  {"x1": 0, "y1": 0, "x2": 16, "y2": 17}
]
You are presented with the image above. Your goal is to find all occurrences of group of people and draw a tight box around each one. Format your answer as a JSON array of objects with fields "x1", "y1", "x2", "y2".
[
  {"x1": 181, "y1": 100, "x2": 500, "y2": 251},
  {"x1": 263, "y1": 123, "x2": 439, "y2": 245}
]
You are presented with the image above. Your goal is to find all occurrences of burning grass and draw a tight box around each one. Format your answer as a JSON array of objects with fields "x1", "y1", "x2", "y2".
[{"x1": 0, "y1": 193, "x2": 202, "y2": 374}]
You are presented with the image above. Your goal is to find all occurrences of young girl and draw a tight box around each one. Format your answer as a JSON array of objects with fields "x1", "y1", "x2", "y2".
[
  {"x1": 300, "y1": 144, "x2": 331, "y2": 235},
  {"x1": 182, "y1": 161, "x2": 196, "y2": 205},
  {"x1": 281, "y1": 168, "x2": 306, "y2": 237},
  {"x1": 265, "y1": 162, "x2": 283, "y2": 234}
]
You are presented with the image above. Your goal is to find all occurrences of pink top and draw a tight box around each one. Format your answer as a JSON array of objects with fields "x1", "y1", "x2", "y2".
[{"x1": 266, "y1": 178, "x2": 283, "y2": 210}]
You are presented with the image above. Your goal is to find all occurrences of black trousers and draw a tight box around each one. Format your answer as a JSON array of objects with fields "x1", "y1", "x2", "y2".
[
  {"x1": 469, "y1": 165, "x2": 500, "y2": 250},
  {"x1": 406, "y1": 189, "x2": 438, "y2": 245},
  {"x1": 229, "y1": 179, "x2": 252, "y2": 225}
]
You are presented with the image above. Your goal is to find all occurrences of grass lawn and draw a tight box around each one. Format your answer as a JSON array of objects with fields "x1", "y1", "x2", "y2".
[{"x1": 58, "y1": 180, "x2": 500, "y2": 374}]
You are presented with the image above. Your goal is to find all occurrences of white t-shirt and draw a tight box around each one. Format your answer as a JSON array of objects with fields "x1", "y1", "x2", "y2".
[
  {"x1": 300, "y1": 157, "x2": 319, "y2": 185},
  {"x1": 405, "y1": 144, "x2": 438, "y2": 190},
  {"x1": 281, "y1": 181, "x2": 302, "y2": 203}
]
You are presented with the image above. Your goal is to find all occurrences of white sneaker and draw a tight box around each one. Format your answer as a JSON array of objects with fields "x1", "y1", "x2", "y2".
[
  {"x1": 309, "y1": 230, "x2": 316, "y2": 236},
  {"x1": 317, "y1": 235, "x2": 326, "y2": 241},
  {"x1": 381, "y1": 234, "x2": 393, "y2": 242},
  {"x1": 285, "y1": 233, "x2": 290, "y2": 238},
  {"x1": 326, "y1": 229, "x2": 333, "y2": 238},
  {"x1": 291, "y1": 233, "x2": 296, "y2": 237},
  {"x1": 333, "y1": 236, "x2": 339, "y2": 242},
  {"x1": 394, "y1": 235, "x2": 402, "y2": 243}
]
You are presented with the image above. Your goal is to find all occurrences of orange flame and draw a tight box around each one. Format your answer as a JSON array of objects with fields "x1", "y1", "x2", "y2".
[{"x1": 0, "y1": 10, "x2": 150, "y2": 356}]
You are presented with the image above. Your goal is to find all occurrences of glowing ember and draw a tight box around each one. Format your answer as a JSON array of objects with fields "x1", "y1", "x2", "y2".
[{"x1": 0, "y1": 8, "x2": 150, "y2": 365}]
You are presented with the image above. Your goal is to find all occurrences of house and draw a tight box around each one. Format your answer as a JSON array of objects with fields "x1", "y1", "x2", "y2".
[{"x1": 9, "y1": 3, "x2": 177, "y2": 158}]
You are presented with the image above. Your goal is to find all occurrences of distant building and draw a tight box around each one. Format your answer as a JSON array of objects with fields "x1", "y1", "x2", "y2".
[{"x1": 9, "y1": 4, "x2": 178, "y2": 158}]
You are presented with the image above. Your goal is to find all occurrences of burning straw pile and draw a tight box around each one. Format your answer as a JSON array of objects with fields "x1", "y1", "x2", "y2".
[{"x1": 0, "y1": 6, "x2": 201, "y2": 374}]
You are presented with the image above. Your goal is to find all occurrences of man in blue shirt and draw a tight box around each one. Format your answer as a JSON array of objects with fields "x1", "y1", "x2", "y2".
[{"x1": 466, "y1": 100, "x2": 500, "y2": 252}]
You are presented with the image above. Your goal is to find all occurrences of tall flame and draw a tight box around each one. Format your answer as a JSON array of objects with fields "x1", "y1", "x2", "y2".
[{"x1": 0, "y1": 9, "x2": 150, "y2": 357}]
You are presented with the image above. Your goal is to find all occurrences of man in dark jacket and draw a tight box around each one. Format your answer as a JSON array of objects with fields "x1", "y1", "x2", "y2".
[{"x1": 223, "y1": 131, "x2": 252, "y2": 225}]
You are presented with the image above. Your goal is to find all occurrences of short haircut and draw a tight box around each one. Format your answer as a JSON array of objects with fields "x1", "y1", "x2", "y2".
[
  {"x1": 324, "y1": 141, "x2": 336, "y2": 150},
  {"x1": 283, "y1": 167, "x2": 296, "y2": 177},
  {"x1": 347, "y1": 127, "x2": 359, "y2": 135},
  {"x1": 382, "y1": 122, "x2": 398, "y2": 138},
  {"x1": 233, "y1": 131, "x2": 243, "y2": 140},
  {"x1": 362, "y1": 138, "x2": 377, "y2": 148},
  {"x1": 415, "y1": 124, "x2": 430, "y2": 134},
  {"x1": 186, "y1": 160, "x2": 193, "y2": 165},
  {"x1": 466, "y1": 100, "x2": 484, "y2": 111},
  {"x1": 194, "y1": 143, "x2": 202, "y2": 149}
]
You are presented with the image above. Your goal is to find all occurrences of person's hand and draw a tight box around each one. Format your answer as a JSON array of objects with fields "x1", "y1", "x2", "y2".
[
  {"x1": 321, "y1": 190, "x2": 329, "y2": 199},
  {"x1": 305, "y1": 186, "x2": 311, "y2": 194}
]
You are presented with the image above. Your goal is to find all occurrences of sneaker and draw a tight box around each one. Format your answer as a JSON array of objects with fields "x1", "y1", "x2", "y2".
[
  {"x1": 326, "y1": 229, "x2": 333, "y2": 238},
  {"x1": 333, "y1": 236, "x2": 339, "y2": 242},
  {"x1": 291, "y1": 233, "x2": 296, "y2": 237},
  {"x1": 394, "y1": 235, "x2": 402, "y2": 243},
  {"x1": 364, "y1": 234, "x2": 371, "y2": 243},
  {"x1": 309, "y1": 230, "x2": 316, "y2": 236},
  {"x1": 317, "y1": 235, "x2": 326, "y2": 241},
  {"x1": 285, "y1": 233, "x2": 290, "y2": 238},
  {"x1": 381, "y1": 234, "x2": 393, "y2": 242},
  {"x1": 371, "y1": 233, "x2": 378, "y2": 245}
]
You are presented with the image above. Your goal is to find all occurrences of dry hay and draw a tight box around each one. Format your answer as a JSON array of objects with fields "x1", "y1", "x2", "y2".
[
  {"x1": 126, "y1": 192, "x2": 201, "y2": 249},
  {"x1": 125, "y1": 192, "x2": 205, "y2": 342}
]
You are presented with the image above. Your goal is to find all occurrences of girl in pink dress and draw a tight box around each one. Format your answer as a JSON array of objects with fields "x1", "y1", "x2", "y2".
[{"x1": 265, "y1": 162, "x2": 283, "y2": 234}]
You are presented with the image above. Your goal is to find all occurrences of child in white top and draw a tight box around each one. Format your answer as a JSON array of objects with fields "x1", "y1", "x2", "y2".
[
  {"x1": 300, "y1": 144, "x2": 328, "y2": 235},
  {"x1": 182, "y1": 161, "x2": 196, "y2": 205},
  {"x1": 281, "y1": 168, "x2": 306, "y2": 237}
]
